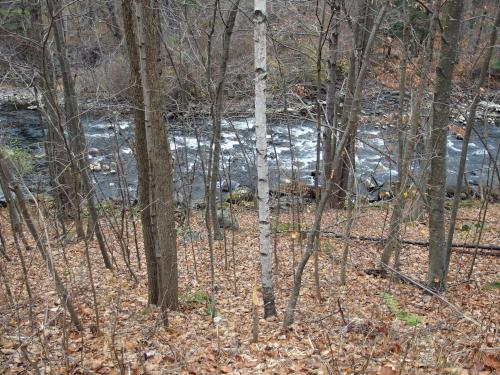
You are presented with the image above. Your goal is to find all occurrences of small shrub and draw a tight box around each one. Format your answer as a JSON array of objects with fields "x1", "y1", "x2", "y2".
[
  {"x1": 383, "y1": 292, "x2": 423, "y2": 327},
  {"x1": 0, "y1": 146, "x2": 33, "y2": 175},
  {"x1": 484, "y1": 281, "x2": 500, "y2": 291},
  {"x1": 180, "y1": 288, "x2": 210, "y2": 307}
]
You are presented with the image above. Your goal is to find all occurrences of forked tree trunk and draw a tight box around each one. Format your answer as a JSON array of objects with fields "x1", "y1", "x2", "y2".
[
  {"x1": 428, "y1": 0, "x2": 464, "y2": 290},
  {"x1": 331, "y1": 0, "x2": 370, "y2": 208},
  {"x1": 283, "y1": 3, "x2": 387, "y2": 328},
  {"x1": 136, "y1": 0, "x2": 178, "y2": 317},
  {"x1": 254, "y1": 0, "x2": 277, "y2": 318},
  {"x1": 121, "y1": 0, "x2": 159, "y2": 305},
  {"x1": 381, "y1": 0, "x2": 437, "y2": 268}
]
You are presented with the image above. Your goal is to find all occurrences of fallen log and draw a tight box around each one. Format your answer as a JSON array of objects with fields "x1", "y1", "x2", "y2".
[{"x1": 320, "y1": 232, "x2": 500, "y2": 256}]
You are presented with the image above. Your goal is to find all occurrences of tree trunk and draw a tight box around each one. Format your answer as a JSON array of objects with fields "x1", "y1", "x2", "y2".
[
  {"x1": 283, "y1": 3, "x2": 387, "y2": 328},
  {"x1": 121, "y1": 0, "x2": 159, "y2": 305},
  {"x1": 445, "y1": 3, "x2": 500, "y2": 279},
  {"x1": 136, "y1": 0, "x2": 178, "y2": 317},
  {"x1": 428, "y1": 0, "x2": 464, "y2": 290},
  {"x1": 27, "y1": 3, "x2": 73, "y2": 227},
  {"x1": 324, "y1": 0, "x2": 340, "y2": 197},
  {"x1": 0, "y1": 152, "x2": 82, "y2": 331},
  {"x1": 47, "y1": 0, "x2": 112, "y2": 269},
  {"x1": 331, "y1": 0, "x2": 370, "y2": 208},
  {"x1": 254, "y1": 0, "x2": 277, "y2": 318},
  {"x1": 207, "y1": 0, "x2": 240, "y2": 241}
]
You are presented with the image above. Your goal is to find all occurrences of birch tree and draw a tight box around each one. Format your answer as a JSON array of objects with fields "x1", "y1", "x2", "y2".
[{"x1": 254, "y1": 0, "x2": 277, "y2": 318}]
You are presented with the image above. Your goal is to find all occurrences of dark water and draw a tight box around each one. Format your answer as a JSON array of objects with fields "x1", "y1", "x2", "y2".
[{"x1": 0, "y1": 107, "x2": 499, "y2": 204}]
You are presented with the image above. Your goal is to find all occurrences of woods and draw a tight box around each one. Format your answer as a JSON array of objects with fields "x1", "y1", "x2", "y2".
[{"x1": 0, "y1": 0, "x2": 499, "y2": 373}]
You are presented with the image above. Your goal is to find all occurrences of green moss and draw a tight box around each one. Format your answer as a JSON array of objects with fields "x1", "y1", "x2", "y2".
[
  {"x1": 383, "y1": 292, "x2": 423, "y2": 327},
  {"x1": 0, "y1": 8, "x2": 30, "y2": 16},
  {"x1": 484, "y1": 281, "x2": 500, "y2": 291}
]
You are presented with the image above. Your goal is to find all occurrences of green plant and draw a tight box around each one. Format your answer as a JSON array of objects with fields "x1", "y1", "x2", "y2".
[
  {"x1": 271, "y1": 221, "x2": 300, "y2": 233},
  {"x1": 96, "y1": 200, "x2": 117, "y2": 215},
  {"x1": 383, "y1": 292, "x2": 423, "y2": 326},
  {"x1": 323, "y1": 243, "x2": 334, "y2": 255},
  {"x1": 484, "y1": 281, "x2": 500, "y2": 291},
  {"x1": 0, "y1": 146, "x2": 33, "y2": 175},
  {"x1": 180, "y1": 288, "x2": 210, "y2": 308}
]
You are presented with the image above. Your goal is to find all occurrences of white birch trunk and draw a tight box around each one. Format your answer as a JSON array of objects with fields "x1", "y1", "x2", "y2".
[{"x1": 254, "y1": 0, "x2": 276, "y2": 318}]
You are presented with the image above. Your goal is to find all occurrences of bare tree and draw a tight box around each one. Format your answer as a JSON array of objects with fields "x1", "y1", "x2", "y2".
[
  {"x1": 136, "y1": 0, "x2": 178, "y2": 317},
  {"x1": 283, "y1": 2, "x2": 388, "y2": 328},
  {"x1": 445, "y1": 3, "x2": 500, "y2": 279},
  {"x1": 207, "y1": 0, "x2": 241, "y2": 242},
  {"x1": 121, "y1": 0, "x2": 159, "y2": 305},
  {"x1": 46, "y1": 0, "x2": 113, "y2": 269},
  {"x1": 428, "y1": 0, "x2": 464, "y2": 290}
]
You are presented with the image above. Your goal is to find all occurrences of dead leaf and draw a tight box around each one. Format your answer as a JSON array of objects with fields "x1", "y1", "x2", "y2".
[
  {"x1": 482, "y1": 353, "x2": 500, "y2": 370},
  {"x1": 379, "y1": 365, "x2": 396, "y2": 375}
]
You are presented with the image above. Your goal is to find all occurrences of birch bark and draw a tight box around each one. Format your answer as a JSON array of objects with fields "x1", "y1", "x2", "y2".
[{"x1": 254, "y1": 0, "x2": 277, "y2": 318}]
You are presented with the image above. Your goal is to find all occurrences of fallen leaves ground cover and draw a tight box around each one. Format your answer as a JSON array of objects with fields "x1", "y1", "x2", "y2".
[{"x1": 0, "y1": 201, "x2": 498, "y2": 374}]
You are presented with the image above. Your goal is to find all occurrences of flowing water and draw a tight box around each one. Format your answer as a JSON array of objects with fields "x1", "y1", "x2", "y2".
[{"x1": 0, "y1": 104, "x2": 499, "y2": 204}]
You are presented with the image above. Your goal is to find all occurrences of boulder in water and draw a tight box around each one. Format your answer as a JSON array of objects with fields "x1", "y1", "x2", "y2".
[
  {"x1": 90, "y1": 161, "x2": 101, "y2": 172},
  {"x1": 448, "y1": 124, "x2": 465, "y2": 140},
  {"x1": 221, "y1": 180, "x2": 240, "y2": 192},
  {"x1": 88, "y1": 147, "x2": 99, "y2": 157}
]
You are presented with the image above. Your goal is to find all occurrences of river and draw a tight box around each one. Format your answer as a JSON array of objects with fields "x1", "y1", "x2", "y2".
[{"x1": 0, "y1": 99, "x2": 499, "y2": 205}]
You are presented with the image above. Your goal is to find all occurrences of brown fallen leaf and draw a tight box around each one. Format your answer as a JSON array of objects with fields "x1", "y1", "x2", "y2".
[
  {"x1": 482, "y1": 352, "x2": 500, "y2": 370},
  {"x1": 379, "y1": 365, "x2": 396, "y2": 375}
]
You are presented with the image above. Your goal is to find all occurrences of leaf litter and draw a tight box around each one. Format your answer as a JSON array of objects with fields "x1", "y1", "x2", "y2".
[{"x1": 0, "y1": 203, "x2": 499, "y2": 374}]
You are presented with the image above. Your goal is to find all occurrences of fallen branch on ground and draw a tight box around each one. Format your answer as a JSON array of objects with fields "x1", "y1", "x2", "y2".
[{"x1": 320, "y1": 231, "x2": 500, "y2": 255}]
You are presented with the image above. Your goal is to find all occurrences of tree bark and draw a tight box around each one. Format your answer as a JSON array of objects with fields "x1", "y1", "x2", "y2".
[
  {"x1": 121, "y1": 0, "x2": 159, "y2": 305},
  {"x1": 428, "y1": 0, "x2": 464, "y2": 290},
  {"x1": 136, "y1": 0, "x2": 178, "y2": 316},
  {"x1": 254, "y1": 0, "x2": 277, "y2": 318}
]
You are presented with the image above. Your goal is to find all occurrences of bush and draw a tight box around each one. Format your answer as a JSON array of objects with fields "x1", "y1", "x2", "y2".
[{"x1": 0, "y1": 146, "x2": 32, "y2": 175}]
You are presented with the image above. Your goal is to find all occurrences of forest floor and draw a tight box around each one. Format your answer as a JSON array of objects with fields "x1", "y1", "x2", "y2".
[{"x1": 0, "y1": 201, "x2": 499, "y2": 374}]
